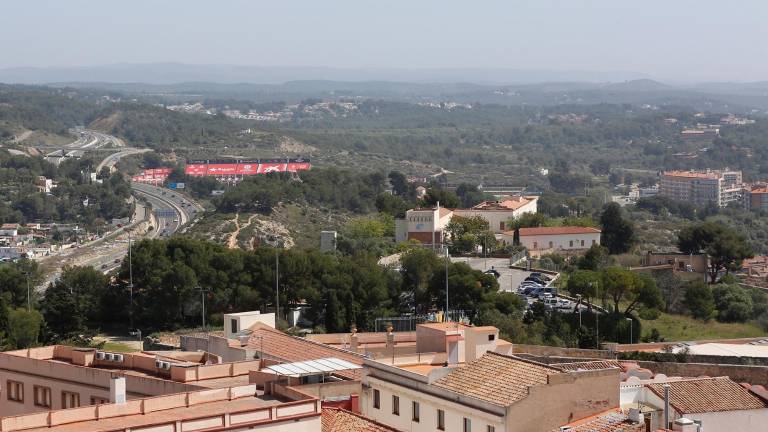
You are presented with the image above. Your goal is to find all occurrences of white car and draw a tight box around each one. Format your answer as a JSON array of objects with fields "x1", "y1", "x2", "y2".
[{"x1": 556, "y1": 299, "x2": 572, "y2": 309}]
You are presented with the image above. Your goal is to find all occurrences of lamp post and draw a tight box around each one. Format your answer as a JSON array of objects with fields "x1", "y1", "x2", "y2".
[
  {"x1": 275, "y1": 245, "x2": 280, "y2": 321},
  {"x1": 197, "y1": 286, "x2": 210, "y2": 331},
  {"x1": 128, "y1": 230, "x2": 134, "y2": 331},
  {"x1": 444, "y1": 245, "x2": 449, "y2": 321},
  {"x1": 575, "y1": 294, "x2": 582, "y2": 328},
  {"x1": 21, "y1": 271, "x2": 31, "y2": 312},
  {"x1": 626, "y1": 317, "x2": 633, "y2": 344}
]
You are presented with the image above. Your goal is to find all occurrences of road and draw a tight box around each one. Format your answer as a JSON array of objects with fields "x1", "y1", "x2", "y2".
[
  {"x1": 95, "y1": 148, "x2": 151, "y2": 173},
  {"x1": 45, "y1": 129, "x2": 124, "y2": 164},
  {"x1": 35, "y1": 136, "x2": 202, "y2": 286}
]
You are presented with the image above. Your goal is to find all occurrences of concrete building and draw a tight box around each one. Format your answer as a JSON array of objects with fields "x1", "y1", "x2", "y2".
[
  {"x1": 395, "y1": 206, "x2": 453, "y2": 246},
  {"x1": 0, "y1": 345, "x2": 321, "y2": 432},
  {"x1": 501, "y1": 226, "x2": 601, "y2": 254},
  {"x1": 223, "y1": 311, "x2": 276, "y2": 339},
  {"x1": 746, "y1": 185, "x2": 768, "y2": 211},
  {"x1": 660, "y1": 170, "x2": 743, "y2": 207},
  {"x1": 361, "y1": 351, "x2": 620, "y2": 432},
  {"x1": 320, "y1": 231, "x2": 337, "y2": 252},
  {"x1": 453, "y1": 196, "x2": 538, "y2": 233},
  {"x1": 638, "y1": 252, "x2": 709, "y2": 274},
  {"x1": 620, "y1": 376, "x2": 768, "y2": 431},
  {"x1": 395, "y1": 196, "x2": 539, "y2": 245}
]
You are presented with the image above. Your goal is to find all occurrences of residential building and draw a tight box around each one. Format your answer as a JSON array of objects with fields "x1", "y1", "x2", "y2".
[
  {"x1": 680, "y1": 125, "x2": 720, "y2": 141},
  {"x1": 501, "y1": 226, "x2": 601, "y2": 254},
  {"x1": 638, "y1": 252, "x2": 709, "y2": 274},
  {"x1": 0, "y1": 345, "x2": 321, "y2": 432},
  {"x1": 621, "y1": 376, "x2": 768, "y2": 431},
  {"x1": 746, "y1": 185, "x2": 768, "y2": 211},
  {"x1": 394, "y1": 196, "x2": 539, "y2": 245},
  {"x1": 395, "y1": 206, "x2": 453, "y2": 246},
  {"x1": 660, "y1": 170, "x2": 743, "y2": 207},
  {"x1": 361, "y1": 351, "x2": 620, "y2": 432},
  {"x1": 453, "y1": 196, "x2": 538, "y2": 233}
]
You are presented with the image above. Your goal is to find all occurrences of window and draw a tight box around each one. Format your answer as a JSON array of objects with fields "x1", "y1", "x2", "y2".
[
  {"x1": 7, "y1": 380, "x2": 23, "y2": 402},
  {"x1": 463, "y1": 418, "x2": 472, "y2": 432},
  {"x1": 373, "y1": 389, "x2": 380, "y2": 409},
  {"x1": 437, "y1": 409, "x2": 445, "y2": 431},
  {"x1": 412, "y1": 401, "x2": 420, "y2": 422},
  {"x1": 499, "y1": 221, "x2": 505, "y2": 231},
  {"x1": 231, "y1": 319, "x2": 238, "y2": 333},
  {"x1": 580, "y1": 239, "x2": 585, "y2": 247},
  {"x1": 392, "y1": 395, "x2": 399, "y2": 415},
  {"x1": 592, "y1": 239, "x2": 596, "y2": 245},
  {"x1": 533, "y1": 242, "x2": 537, "y2": 249},
  {"x1": 569, "y1": 240, "x2": 574, "y2": 247},
  {"x1": 33, "y1": 385, "x2": 51, "y2": 408},
  {"x1": 90, "y1": 396, "x2": 109, "y2": 405},
  {"x1": 62, "y1": 391, "x2": 80, "y2": 409},
  {"x1": 488, "y1": 334, "x2": 495, "y2": 341},
  {"x1": 487, "y1": 426, "x2": 495, "y2": 432},
  {"x1": 548, "y1": 241, "x2": 553, "y2": 248}
]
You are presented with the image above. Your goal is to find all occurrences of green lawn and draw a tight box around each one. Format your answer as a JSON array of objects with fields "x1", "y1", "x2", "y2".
[
  {"x1": 100, "y1": 342, "x2": 139, "y2": 353},
  {"x1": 639, "y1": 312, "x2": 766, "y2": 342}
]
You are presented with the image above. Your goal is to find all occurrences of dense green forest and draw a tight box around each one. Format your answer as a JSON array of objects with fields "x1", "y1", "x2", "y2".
[{"x1": 0, "y1": 152, "x2": 132, "y2": 227}]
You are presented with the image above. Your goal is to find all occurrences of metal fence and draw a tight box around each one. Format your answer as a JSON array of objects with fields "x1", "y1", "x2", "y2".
[{"x1": 374, "y1": 310, "x2": 469, "y2": 332}]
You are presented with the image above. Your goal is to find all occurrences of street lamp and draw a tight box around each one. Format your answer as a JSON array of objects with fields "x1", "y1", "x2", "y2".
[
  {"x1": 21, "y1": 271, "x2": 31, "y2": 312},
  {"x1": 626, "y1": 317, "x2": 633, "y2": 344},
  {"x1": 275, "y1": 245, "x2": 280, "y2": 321},
  {"x1": 444, "y1": 245, "x2": 449, "y2": 322},
  {"x1": 575, "y1": 294, "x2": 583, "y2": 328},
  {"x1": 128, "y1": 230, "x2": 134, "y2": 331},
  {"x1": 197, "y1": 286, "x2": 211, "y2": 331}
]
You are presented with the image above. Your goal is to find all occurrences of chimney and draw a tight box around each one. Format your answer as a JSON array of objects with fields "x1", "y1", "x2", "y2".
[
  {"x1": 672, "y1": 418, "x2": 698, "y2": 432},
  {"x1": 238, "y1": 334, "x2": 250, "y2": 347},
  {"x1": 385, "y1": 325, "x2": 395, "y2": 349},
  {"x1": 350, "y1": 324, "x2": 359, "y2": 353},
  {"x1": 663, "y1": 383, "x2": 671, "y2": 429},
  {"x1": 110, "y1": 376, "x2": 126, "y2": 404}
]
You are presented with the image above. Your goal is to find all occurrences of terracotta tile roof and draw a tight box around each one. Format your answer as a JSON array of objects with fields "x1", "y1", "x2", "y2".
[
  {"x1": 518, "y1": 226, "x2": 601, "y2": 236},
  {"x1": 322, "y1": 408, "x2": 398, "y2": 432},
  {"x1": 662, "y1": 170, "x2": 720, "y2": 179},
  {"x1": 431, "y1": 352, "x2": 562, "y2": 406},
  {"x1": 551, "y1": 409, "x2": 644, "y2": 432},
  {"x1": 647, "y1": 377, "x2": 768, "y2": 414},
  {"x1": 551, "y1": 360, "x2": 622, "y2": 372},
  {"x1": 247, "y1": 323, "x2": 364, "y2": 380},
  {"x1": 470, "y1": 196, "x2": 535, "y2": 211}
]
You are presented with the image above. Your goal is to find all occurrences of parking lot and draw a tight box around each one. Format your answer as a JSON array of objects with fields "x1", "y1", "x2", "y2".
[
  {"x1": 452, "y1": 256, "x2": 584, "y2": 312},
  {"x1": 451, "y1": 257, "x2": 541, "y2": 293}
]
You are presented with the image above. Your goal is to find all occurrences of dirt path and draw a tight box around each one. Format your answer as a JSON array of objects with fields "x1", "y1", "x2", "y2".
[{"x1": 227, "y1": 213, "x2": 258, "y2": 249}]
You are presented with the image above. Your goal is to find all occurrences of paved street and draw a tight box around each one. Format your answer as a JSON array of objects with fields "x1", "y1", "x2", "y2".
[{"x1": 451, "y1": 256, "x2": 536, "y2": 292}]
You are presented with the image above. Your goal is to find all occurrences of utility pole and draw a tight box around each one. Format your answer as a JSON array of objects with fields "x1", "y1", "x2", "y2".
[
  {"x1": 197, "y1": 287, "x2": 210, "y2": 331},
  {"x1": 444, "y1": 246, "x2": 449, "y2": 321},
  {"x1": 128, "y1": 230, "x2": 134, "y2": 331},
  {"x1": 22, "y1": 271, "x2": 30, "y2": 312},
  {"x1": 275, "y1": 246, "x2": 280, "y2": 321}
]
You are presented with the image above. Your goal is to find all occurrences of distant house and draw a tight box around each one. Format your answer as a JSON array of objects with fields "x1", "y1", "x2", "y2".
[{"x1": 501, "y1": 226, "x2": 601, "y2": 254}]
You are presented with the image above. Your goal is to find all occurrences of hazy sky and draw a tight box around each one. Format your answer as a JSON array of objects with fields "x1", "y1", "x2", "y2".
[{"x1": 3, "y1": 0, "x2": 768, "y2": 82}]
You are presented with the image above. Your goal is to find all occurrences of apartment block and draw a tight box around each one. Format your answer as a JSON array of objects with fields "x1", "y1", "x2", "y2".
[
  {"x1": 0, "y1": 345, "x2": 321, "y2": 432},
  {"x1": 660, "y1": 170, "x2": 743, "y2": 207}
]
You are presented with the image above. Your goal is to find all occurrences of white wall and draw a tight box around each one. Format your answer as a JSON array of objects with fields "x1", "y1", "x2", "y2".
[
  {"x1": 362, "y1": 376, "x2": 505, "y2": 432},
  {"x1": 686, "y1": 409, "x2": 768, "y2": 432},
  {"x1": 504, "y1": 232, "x2": 600, "y2": 251},
  {"x1": 224, "y1": 312, "x2": 276, "y2": 338}
]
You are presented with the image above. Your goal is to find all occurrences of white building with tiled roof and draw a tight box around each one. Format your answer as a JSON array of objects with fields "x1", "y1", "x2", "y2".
[{"x1": 361, "y1": 351, "x2": 619, "y2": 432}]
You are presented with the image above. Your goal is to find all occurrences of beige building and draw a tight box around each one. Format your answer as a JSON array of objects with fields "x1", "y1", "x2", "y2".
[
  {"x1": 361, "y1": 351, "x2": 619, "y2": 432},
  {"x1": 453, "y1": 197, "x2": 538, "y2": 233},
  {"x1": 0, "y1": 345, "x2": 321, "y2": 432},
  {"x1": 395, "y1": 196, "x2": 539, "y2": 245},
  {"x1": 620, "y1": 376, "x2": 768, "y2": 431},
  {"x1": 660, "y1": 170, "x2": 743, "y2": 207},
  {"x1": 501, "y1": 226, "x2": 601, "y2": 254}
]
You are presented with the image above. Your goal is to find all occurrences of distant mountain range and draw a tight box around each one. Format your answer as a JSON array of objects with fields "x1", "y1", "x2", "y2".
[{"x1": 0, "y1": 63, "x2": 650, "y2": 85}]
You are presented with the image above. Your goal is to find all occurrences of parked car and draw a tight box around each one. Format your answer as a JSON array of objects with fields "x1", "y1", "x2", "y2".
[
  {"x1": 542, "y1": 297, "x2": 559, "y2": 309},
  {"x1": 556, "y1": 299, "x2": 572, "y2": 309},
  {"x1": 484, "y1": 269, "x2": 501, "y2": 279},
  {"x1": 537, "y1": 287, "x2": 557, "y2": 299},
  {"x1": 529, "y1": 272, "x2": 551, "y2": 281},
  {"x1": 525, "y1": 276, "x2": 547, "y2": 285}
]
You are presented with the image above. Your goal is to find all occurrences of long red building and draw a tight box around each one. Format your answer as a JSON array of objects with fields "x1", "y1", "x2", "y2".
[{"x1": 185, "y1": 158, "x2": 311, "y2": 177}]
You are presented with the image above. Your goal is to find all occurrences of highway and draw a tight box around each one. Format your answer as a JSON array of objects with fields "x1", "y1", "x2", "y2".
[{"x1": 35, "y1": 133, "x2": 202, "y2": 286}]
